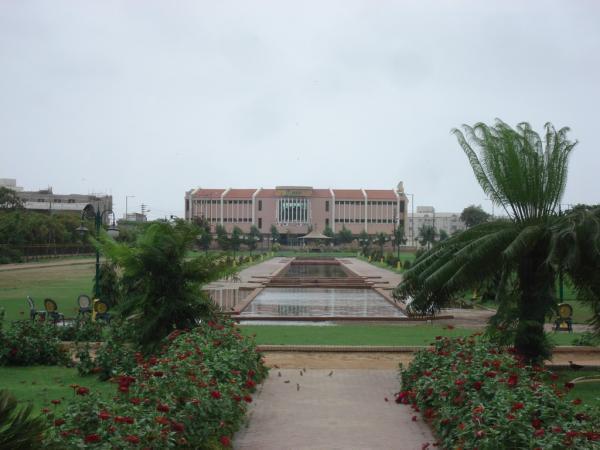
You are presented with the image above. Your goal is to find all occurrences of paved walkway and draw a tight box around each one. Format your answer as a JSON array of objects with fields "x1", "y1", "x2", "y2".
[{"x1": 234, "y1": 369, "x2": 434, "y2": 450}]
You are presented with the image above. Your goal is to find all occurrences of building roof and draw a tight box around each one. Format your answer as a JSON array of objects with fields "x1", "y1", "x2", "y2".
[
  {"x1": 224, "y1": 189, "x2": 255, "y2": 199},
  {"x1": 311, "y1": 189, "x2": 331, "y2": 198},
  {"x1": 256, "y1": 189, "x2": 277, "y2": 198},
  {"x1": 333, "y1": 189, "x2": 364, "y2": 200},
  {"x1": 194, "y1": 189, "x2": 225, "y2": 198},
  {"x1": 365, "y1": 190, "x2": 397, "y2": 200}
]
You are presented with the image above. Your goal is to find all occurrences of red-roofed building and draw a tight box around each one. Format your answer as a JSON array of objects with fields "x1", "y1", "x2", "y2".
[{"x1": 185, "y1": 184, "x2": 408, "y2": 238}]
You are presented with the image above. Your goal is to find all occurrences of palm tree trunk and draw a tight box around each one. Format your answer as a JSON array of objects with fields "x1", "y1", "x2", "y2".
[{"x1": 515, "y1": 245, "x2": 555, "y2": 361}]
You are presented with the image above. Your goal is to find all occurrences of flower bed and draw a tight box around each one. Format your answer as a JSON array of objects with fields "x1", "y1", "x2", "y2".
[
  {"x1": 398, "y1": 336, "x2": 600, "y2": 449},
  {"x1": 43, "y1": 320, "x2": 267, "y2": 448}
]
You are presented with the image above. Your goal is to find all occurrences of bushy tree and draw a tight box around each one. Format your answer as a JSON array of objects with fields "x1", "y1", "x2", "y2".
[
  {"x1": 336, "y1": 226, "x2": 353, "y2": 245},
  {"x1": 375, "y1": 232, "x2": 387, "y2": 252},
  {"x1": 0, "y1": 187, "x2": 23, "y2": 210},
  {"x1": 460, "y1": 204, "x2": 490, "y2": 228},
  {"x1": 230, "y1": 226, "x2": 243, "y2": 253},
  {"x1": 246, "y1": 225, "x2": 261, "y2": 252},
  {"x1": 358, "y1": 230, "x2": 371, "y2": 254},
  {"x1": 215, "y1": 224, "x2": 229, "y2": 250},
  {"x1": 396, "y1": 120, "x2": 600, "y2": 361},
  {"x1": 323, "y1": 226, "x2": 334, "y2": 239},
  {"x1": 101, "y1": 222, "x2": 231, "y2": 352},
  {"x1": 270, "y1": 224, "x2": 280, "y2": 244},
  {"x1": 418, "y1": 225, "x2": 436, "y2": 250}
]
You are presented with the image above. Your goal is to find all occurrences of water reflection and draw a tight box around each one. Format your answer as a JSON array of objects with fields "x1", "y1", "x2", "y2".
[
  {"x1": 241, "y1": 287, "x2": 405, "y2": 317},
  {"x1": 280, "y1": 264, "x2": 348, "y2": 278}
]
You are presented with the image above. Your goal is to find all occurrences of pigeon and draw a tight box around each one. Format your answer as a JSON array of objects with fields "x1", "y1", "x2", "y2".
[
  {"x1": 303, "y1": 367, "x2": 306, "y2": 372},
  {"x1": 569, "y1": 361, "x2": 584, "y2": 371},
  {"x1": 278, "y1": 371, "x2": 282, "y2": 377},
  {"x1": 328, "y1": 371, "x2": 334, "y2": 377},
  {"x1": 297, "y1": 383, "x2": 300, "y2": 391},
  {"x1": 274, "y1": 364, "x2": 280, "y2": 369},
  {"x1": 284, "y1": 380, "x2": 290, "y2": 383},
  {"x1": 300, "y1": 371, "x2": 303, "y2": 376}
]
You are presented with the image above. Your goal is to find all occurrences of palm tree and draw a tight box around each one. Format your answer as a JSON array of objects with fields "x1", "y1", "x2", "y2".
[
  {"x1": 0, "y1": 390, "x2": 52, "y2": 449},
  {"x1": 395, "y1": 120, "x2": 600, "y2": 361}
]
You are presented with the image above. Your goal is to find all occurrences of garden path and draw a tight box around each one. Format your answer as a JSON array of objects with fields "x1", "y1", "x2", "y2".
[{"x1": 234, "y1": 368, "x2": 434, "y2": 450}]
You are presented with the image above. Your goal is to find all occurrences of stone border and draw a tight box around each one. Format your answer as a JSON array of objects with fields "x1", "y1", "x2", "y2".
[
  {"x1": 235, "y1": 315, "x2": 454, "y2": 322},
  {"x1": 256, "y1": 344, "x2": 600, "y2": 353}
]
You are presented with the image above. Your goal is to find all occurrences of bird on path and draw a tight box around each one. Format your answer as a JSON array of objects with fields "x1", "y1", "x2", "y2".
[
  {"x1": 300, "y1": 371, "x2": 303, "y2": 376},
  {"x1": 328, "y1": 371, "x2": 334, "y2": 377},
  {"x1": 569, "y1": 361, "x2": 584, "y2": 371},
  {"x1": 284, "y1": 380, "x2": 290, "y2": 383},
  {"x1": 297, "y1": 383, "x2": 300, "y2": 391},
  {"x1": 278, "y1": 371, "x2": 281, "y2": 377}
]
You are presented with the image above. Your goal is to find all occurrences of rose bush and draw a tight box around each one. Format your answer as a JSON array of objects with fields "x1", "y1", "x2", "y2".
[
  {"x1": 43, "y1": 319, "x2": 267, "y2": 448},
  {"x1": 399, "y1": 336, "x2": 600, "y2": 449}
]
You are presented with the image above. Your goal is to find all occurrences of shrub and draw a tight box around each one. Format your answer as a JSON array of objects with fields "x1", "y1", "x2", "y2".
[
  {"x1": 0, "y1": 390, "x2": 53, "y2": 449},
  {"x1": 57, "y1": 318, "x2": 107, "y2": 342},
  {"x1": 0, "y1": 318, "x2": 69, "y2": 366},
  {"x1": 44, "y1": 320, "x2": 267, "y2": 449},
  {"x1": 399, "y1": 336, "x2": 599, "y2": 449}
]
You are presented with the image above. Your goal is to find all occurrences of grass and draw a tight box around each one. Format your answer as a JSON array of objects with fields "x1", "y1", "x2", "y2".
[
  {"x1": 239, "y1": 324, "x2": 593, "y2": 346},
  {"x1": 0, "y1": 264, "x2": 94, "y2": 322},
  {"x1": 0, "y1": 366, "x2": 113, "y2": 414},
  {"x1": 555, "y1": 369, "x2": 600, "y2": 409}
]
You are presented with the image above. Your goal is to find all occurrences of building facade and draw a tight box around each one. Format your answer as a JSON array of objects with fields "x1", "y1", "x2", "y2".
[
  {"x1": 1, "y1": 179, "x2": 112, "y2": 222},
  {"x1": 185, "y1": 184, "x2": 408, "y2": 238},
  {"x1": 407, "y1": 206, "x2": 466, "y2": 245}
]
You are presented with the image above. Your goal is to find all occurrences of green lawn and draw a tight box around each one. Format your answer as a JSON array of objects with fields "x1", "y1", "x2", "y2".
[
  {"x1": 0, "y1": 264, "x2": 94, "y2": 322},
  {"x1": 0, "y1": 366, "x2": 113, "y2": 414},
  {"x1": 555, "y1": 369, "x2": 600, "y2": 409},
  {"x1": 240, "y1": 324, "x2": 594, "y2": 346}
]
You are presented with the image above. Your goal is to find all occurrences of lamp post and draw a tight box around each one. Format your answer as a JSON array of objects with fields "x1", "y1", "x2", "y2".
[{"x1": 77, "y1": 205, "x2": 119, "y2": 299}]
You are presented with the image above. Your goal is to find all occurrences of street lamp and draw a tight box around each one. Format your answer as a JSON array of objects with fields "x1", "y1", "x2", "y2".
[{"x1": 78, "y1": 204, "x2": 119, "y2": 299}]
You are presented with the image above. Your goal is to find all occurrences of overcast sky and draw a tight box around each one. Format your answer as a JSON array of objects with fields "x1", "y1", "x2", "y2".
[{"x1": 1, "y1": 1, "x2": 599, "y2": 219}]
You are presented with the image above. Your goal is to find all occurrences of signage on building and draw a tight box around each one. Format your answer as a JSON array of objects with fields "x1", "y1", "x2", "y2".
[{"x1": 275, "y1": 187, "x2": 313, "y2": 197}]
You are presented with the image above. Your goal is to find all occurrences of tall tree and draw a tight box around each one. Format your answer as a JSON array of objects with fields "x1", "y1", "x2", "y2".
[
  {"x1": 230, "y1": 226, "x2": 243, "y2": 253},
  {"x1": 395, "y1": 120, "x2": 600, "y2": 361},
  {"x1": 0, "y1": 187, "x2": 23, "y2": 210},
  {"x1": 418, "y1": 225, "x2": 437, "y2": 250},
  {"x1": 246, "y1": 225, "x2": 261, "y2": 252},
  {"x1": 215, "y1": 224, "x2": 229, "y2": 250},
  {"x1": 375, "y1": 232, "x2": 388, "y2": 253},
  {"x1": 270, "y1": 224, "x2": 280, "y2": 244},
  {"x1": 460, "y1": 204, "x2": 490, "y2": 228}
]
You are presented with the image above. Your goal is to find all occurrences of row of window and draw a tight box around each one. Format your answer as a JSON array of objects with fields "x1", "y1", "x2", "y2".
[
  {"x1": 335, "y1": 218, "x2": 396, "y2": 223},
  {"x1": 198, "y1": 199, "x2": 252, "y2": 205},
  {"x1": 31, "y1": 198, "x2": 77, "y2": 203}
]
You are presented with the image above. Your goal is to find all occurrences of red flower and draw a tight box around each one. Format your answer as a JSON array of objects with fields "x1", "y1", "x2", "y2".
[
  {"x1": 129, "y1": 397, "x2": 142, "y2": 405},
  {"x1": 572, "y1": 398, "x2": 582, "y2": 405},
  {"x1": 155, "y1": 416, "x2": 170, "y2": 425},
  {"x1": 511, "y1": 402, "x2": 524, "y2": 411},
  {"x1": 472, "y1": 381, "x2": 483, "y2": 391},
  {"x1": 84, "y1": 434, "x2": 101, "y2": 443},
  {"x1": 124, "y1": 435, "x2": 140, "y2": 444},
  {"x1": 484, "y1": 371, "x2": 497, "y2": 378},
  {"x1": 475, "y1": 430, "x2": 485, "y2": 438},
  {"x1": 98, "y1": 411, "x2": 111, "y2": 420},
  {"x1": 54, "y1": 419, "x2": 65, "y2": 426},
  {"x1": 51, "y1": 399, "x2": 61, "y2": 405},
  {"x1": 119, "y1": 385, "x2": 129, "y2": 393},
  {"x1": 153, "y1": 371, "x2": 164, "y2": 377},
  {"x1": 458, "y1": 423, "x2": 465, "y2": 430},
  {"x1": 531, "y1": 418, "x2": 543, "y2": 429},
  {"x1": 507, "y1": 374, "x2": 518, "y2": 387},
  {"x1": 564, "y1": 382, "x2": 575, "y2": 389},
  {"x1": 156, "y1": 403, "x2": 170, "y2": 413},
  {"x1": 171, "y1": 422, "x2": 185, "y2": 432},
  {"x1": 76, "y1": 387, "x2": 90, "y2": 396},
  {"x1": 550, "y1": 372, "x2": 559, "y2": 381},
  {"x1": 534, "y1": 429, "x2": 545, "y2": 437},
  {"x1": 243, "y1": 395, "x2": 253, "y2": 403},
  {"x1": 245, "y1": 379, "x2": 257, "y2": 389},
  {"x1": 211, "y1": 391, "x2": 222, "y2": 399},
  {"x1": 412, "y1": 415, "x2": 417, "y2": 421},
  {"x1": 114, "y1": 416, "x2": 135, "y2": 424},
  {"x1": 506, "y1": 414, "x2": 515, "y2": 421},
  {"x1": 566, "y1": 431, "x2": 579, "y2": 438},
  {"x1": 220, "y1": 436, "x2": 231, "y2": 447}
]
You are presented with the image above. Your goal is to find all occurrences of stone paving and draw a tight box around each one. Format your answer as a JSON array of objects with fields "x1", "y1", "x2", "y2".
[{"x1": 234, "y1": 369, "x2": 434, "y2": 450}]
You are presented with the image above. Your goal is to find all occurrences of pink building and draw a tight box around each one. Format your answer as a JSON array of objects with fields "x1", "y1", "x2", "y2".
[{"x1": 185, "y1": 184, "x2": 408, "y2": 239}]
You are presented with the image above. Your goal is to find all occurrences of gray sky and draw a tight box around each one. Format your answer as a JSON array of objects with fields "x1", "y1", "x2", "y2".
[{"x1": 1, "y1": 0, "x2": 599, "y2": 220}]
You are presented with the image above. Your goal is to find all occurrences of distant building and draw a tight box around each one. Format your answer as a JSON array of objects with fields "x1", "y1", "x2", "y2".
[
  {"x1": 185, "y1": 183, "x2": 409, "y2": 241},
  {"x1": 0, "y1": 178, "x2": 23, "y2": 191},
  {"x1": 124, "y1": 212, "x2": 147, "y2": 222},
  {"x1": 2, "y1": 179, "x2": 112, "y2": 223},
  {"x1": 408, "y1": 206, "x2": 466, "y2": 245}
]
